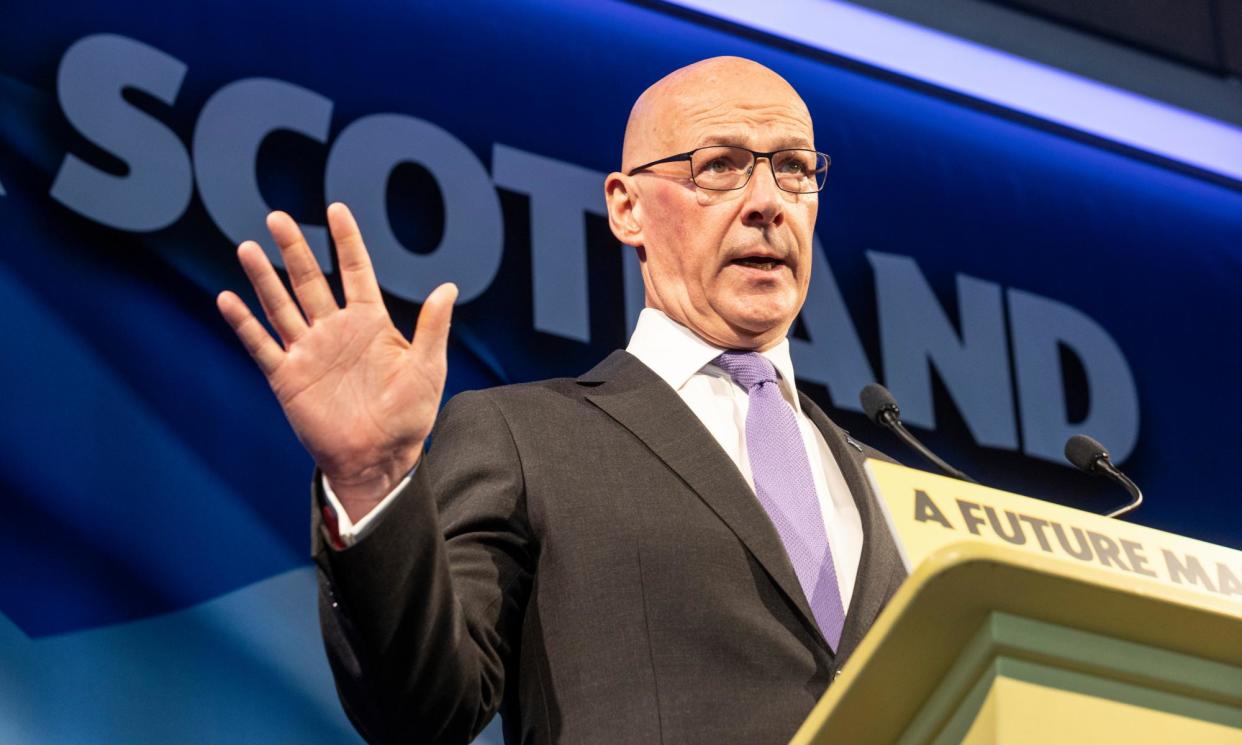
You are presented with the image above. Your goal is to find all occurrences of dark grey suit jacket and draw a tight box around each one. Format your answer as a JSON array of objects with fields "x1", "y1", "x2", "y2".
[{"x1": 314, "y1": 350, "x2": 907, "y2": 745}]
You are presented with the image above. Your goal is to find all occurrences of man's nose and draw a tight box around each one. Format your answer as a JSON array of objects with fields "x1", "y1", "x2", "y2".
[{"x1": 740, "y1": 157, "x2": 784, "y2": 227}]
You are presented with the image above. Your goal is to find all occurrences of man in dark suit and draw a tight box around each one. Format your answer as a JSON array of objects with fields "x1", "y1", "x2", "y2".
[{"x1": 218, "y1": 56, "x2": 906, "y2": 744}]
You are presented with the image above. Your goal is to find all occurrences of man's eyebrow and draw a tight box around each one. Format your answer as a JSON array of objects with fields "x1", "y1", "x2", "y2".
[
  {"x1": 695, "y1": 133, "x2": 816, "y2": 149},
  {"x1": 696, "y1": 132, "x2": 747, "y2": 147},
  {"x1": 775, "y1": 135, "x2": 815, "y2": 149}
]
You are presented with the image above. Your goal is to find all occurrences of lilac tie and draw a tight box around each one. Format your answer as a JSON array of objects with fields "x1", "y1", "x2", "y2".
[{"x1": 713, "y1": 351, "x2": 846, "y2": 651}]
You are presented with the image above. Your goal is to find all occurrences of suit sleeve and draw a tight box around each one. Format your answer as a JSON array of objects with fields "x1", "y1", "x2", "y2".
[{"x1": 312, "y1": 389, "x2": 535, "y2": 744}]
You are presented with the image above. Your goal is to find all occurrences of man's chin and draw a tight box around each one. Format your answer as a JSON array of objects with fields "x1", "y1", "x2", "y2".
[
  {"x1": 720, "y1": 292, "x2": 798, "y2": 327},
  {"x1": 717, "y1": 309, "x2": 796, "y2": 346}
]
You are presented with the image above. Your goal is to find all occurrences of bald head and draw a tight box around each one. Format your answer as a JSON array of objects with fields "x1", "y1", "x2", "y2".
[
  {"x1": 621, "y1": 56, "x2": 812, "y2": 171},
  {"x1": 605, "y1": 56, "x2": 820, "y2": 352}
]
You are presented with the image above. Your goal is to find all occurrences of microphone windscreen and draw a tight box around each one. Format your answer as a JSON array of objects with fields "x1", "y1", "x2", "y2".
[
  {"x1": 860, "y1": 383, "x2": 899, "y2": 424},
  {"x1": 1065, "y1": 434, "x2": 1108, "y2": 472}
]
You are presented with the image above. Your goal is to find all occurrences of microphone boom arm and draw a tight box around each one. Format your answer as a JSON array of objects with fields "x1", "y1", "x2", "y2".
[
  {"x1": 1099, "y1": 459, "x2": 1143, "y2": 518},
  {"x1": 878, "y1": 411, "x2": 978, "y2": 484}
]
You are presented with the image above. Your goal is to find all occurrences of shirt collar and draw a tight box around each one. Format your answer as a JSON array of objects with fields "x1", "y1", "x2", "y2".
[{"x1": 625, "y1": 308, "x2": 803, "y2": 413}]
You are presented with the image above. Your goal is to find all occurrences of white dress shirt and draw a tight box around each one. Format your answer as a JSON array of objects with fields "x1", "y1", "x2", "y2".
[
  {"x1": 622, "y1": 309, "x2": 863, "y2": 611},
  {"x1": 325, "y1": 309, "x2": 864, "y2": 613}
]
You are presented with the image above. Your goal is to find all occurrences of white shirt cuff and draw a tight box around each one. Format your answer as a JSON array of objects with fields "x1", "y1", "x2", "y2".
[{"x1": 321, "y1": 468, "x2": 415, "y2": 547}]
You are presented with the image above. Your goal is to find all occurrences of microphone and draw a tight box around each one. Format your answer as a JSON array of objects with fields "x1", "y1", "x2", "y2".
[
  {"x1": 1064, "y1": 434, "x2": 1143, "y2": 518},
  {"x1": 860, "y1": 383, "x2": 977, "y2": 484}
]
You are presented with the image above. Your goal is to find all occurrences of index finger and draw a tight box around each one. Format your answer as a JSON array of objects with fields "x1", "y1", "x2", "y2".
[{"x1": 327, "y1": 202, "x2": 383, "y2": 306}]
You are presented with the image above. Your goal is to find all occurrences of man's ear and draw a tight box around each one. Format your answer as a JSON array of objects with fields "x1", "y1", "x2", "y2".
[{"x1": 605, "y1": 173, "x2": 643, "y2": 247}]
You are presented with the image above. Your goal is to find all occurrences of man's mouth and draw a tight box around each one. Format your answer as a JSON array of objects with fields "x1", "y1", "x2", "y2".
[{"x1": 731, "y1": 256, "x2": 785, "y2": 271}]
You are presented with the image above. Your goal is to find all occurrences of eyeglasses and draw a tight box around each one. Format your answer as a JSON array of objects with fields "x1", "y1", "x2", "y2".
[{"x1": 626, "y1": 145, "x2": 831, "y2": 194}]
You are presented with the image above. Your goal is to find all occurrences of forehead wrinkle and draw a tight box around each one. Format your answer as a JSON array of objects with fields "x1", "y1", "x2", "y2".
[{"x1": 683, "y1": 107, "x2": 813, "y2": 151}]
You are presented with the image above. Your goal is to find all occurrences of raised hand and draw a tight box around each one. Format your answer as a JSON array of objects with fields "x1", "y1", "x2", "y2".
[{"x1": 216, "y1": 203, "x2": 457, "y2": 521}]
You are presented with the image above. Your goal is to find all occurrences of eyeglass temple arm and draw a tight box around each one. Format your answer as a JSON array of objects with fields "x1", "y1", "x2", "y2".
[{"x1": 626, "y1": 152, "x2": 694, "y2": 176}]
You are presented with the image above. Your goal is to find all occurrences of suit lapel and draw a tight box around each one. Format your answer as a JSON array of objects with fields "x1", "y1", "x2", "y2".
[
  {"x1": 799, "y1": 393, "x2": 907, "y2": 665},
  {"x1": 580, "y1": 351, "x2": 828, "y2": 648}
]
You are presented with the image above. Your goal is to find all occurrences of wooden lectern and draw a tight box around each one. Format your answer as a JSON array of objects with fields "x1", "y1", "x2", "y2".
[{"x1": 789, "y1": 461, "x2": 1242, "y2": 744}]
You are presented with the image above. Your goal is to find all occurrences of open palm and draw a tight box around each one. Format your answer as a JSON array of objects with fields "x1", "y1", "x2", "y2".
[{"x1": 217, "y1": 203, "x2": 457, "y2": 517}]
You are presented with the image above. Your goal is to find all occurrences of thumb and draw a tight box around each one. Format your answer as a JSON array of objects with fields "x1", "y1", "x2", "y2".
[{"x1": 410, "y1": 282, "x2": 459, "y2": 362}]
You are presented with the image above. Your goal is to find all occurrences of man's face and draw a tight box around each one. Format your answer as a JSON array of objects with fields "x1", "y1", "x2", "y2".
[{"x1": 608, "y1": 60, "x2": 818, "y2": 351}]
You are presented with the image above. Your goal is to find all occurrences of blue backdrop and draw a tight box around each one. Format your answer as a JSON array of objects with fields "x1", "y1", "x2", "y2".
[{"x1": 1, "y1": 1, "x2": 1239, "y2": 741}]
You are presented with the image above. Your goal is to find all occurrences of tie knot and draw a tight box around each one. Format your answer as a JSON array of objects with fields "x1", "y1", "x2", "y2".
[{"x1": 712, "y1": 351, "x2": 779, "y2": 391}]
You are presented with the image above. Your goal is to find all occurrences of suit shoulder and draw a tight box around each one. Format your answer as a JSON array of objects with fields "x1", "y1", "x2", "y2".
[{"x1": 443, "y1": 377, "x2": 588, "y2": 414}]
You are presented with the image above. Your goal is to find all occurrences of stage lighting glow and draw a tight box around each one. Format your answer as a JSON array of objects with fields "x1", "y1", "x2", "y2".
[{"x1": 662, "y1": 0, "x2": 1242, "y2": 184}]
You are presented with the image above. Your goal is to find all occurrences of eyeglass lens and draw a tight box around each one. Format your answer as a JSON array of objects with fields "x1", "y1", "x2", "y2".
[{"x1": 689, "y1": 146, "x2": 827, "y2": 193}]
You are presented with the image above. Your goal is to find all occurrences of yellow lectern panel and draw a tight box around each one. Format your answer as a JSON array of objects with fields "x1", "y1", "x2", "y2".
[
  {"x1": 788, "y1": 464, "x2": 1242, "y2": 745},
  {"x1": 864, "y1": 459, "x2": 1242, "y2": 610}
]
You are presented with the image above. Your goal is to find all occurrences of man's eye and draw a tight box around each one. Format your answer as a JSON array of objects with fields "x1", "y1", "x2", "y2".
[
  {"x1": 778, "y1": 159, "x2": 806, "y2": 173},
  {"x1": 705, "y1": 159, "x2": 731, "y2": 172}
]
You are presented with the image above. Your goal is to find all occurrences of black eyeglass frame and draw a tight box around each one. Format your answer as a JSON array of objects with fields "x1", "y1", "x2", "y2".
[{"x1": 626, "y1": 146, "x2": 832, "y2": 194}]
